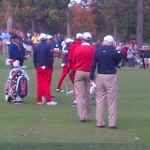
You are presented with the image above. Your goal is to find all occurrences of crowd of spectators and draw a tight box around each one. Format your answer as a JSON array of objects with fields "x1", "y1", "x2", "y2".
[
  {"x1": 116, "y1": 43, "x2": 150, "y2": 69},
  {"x1": 1, "y1": 28, "x2": 150, "y2": 70},
  {"x1": 0, "y1": 28, "x2": 64, "y2": 59}
]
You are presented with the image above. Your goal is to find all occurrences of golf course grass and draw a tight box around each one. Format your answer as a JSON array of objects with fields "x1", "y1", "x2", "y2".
[{"x1": 0, "y1": 55, "x2": 150, "y2": 150}]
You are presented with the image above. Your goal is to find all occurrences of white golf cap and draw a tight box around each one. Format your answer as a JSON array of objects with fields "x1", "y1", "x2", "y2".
[
  {"x1": 40, "y1": 33, "x2": 47, "y2": 40},
  {"x1": 65, "y1": 38, "x2": 74, "y2": 43},
  {"x1": 83, "y1": 32, "x2": 92, "y2": 40},
  {"x1": 103, "y1": 35, "x2": 115, "y2": 44},
  {"x1": 76, "y1": 33, "x2": 83, "y2": 39},
  {"x1": 47, "y1": 34, "x2": 53, "y2": 39}
]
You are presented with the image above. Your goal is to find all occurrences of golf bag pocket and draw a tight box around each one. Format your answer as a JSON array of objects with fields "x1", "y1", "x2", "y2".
[{"x1": 16, "y1": 76, "x2": 28, "y2": 98}]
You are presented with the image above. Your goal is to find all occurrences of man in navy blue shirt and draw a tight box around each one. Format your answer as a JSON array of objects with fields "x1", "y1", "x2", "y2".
[
  {"x1": 33, "y1": 33, "x2": 57, "y2": 106},
  {"x1": 9, "y1": 34, "x2": 27, "y2": 67},
  {"x1": 90, "y1": 35, "x2": 122, "y2": 129}
]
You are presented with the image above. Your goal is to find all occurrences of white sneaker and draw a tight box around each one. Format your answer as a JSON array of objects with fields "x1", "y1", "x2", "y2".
[
  {"x1": 47, "y1": 101, "x2": 57, "y2": 106},
  {"x1": 72, "y1": 100, "x2": 77, "y2": 106},
  {"x1": 56, "y1": 89, "x2": 65, "y2": 92}
]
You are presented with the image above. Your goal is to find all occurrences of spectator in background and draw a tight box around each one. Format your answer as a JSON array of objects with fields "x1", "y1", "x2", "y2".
[
  {"x1": 148, "y1": 46, "x2": 150, "y2": 69},
  {"x1": 53, "y1": 34, "x2": 59, "y2": 50},
  {"x1": 144, "y1": 46, "x2": 149, "y2": 69},
  {"x1": 120, "y1": 43, "x2": 127, "y2": 67},
  {"x1": 0, "y1": 29, "x2": 2, "y2": 55},
  {"x1": 57, "y1": 33, "x2": 64, "y2": 51},
  {"x1": 31, "y1": 32, "x2": 39, "y2": 48},
  {"x1": 53, "y1": 34, "x2": 63, "y2": 60},
  {"x1": 145, "y1": 46, "x2": 150, "y2": 69},
  {"x1": 1, "y1": 29, "x2": 11, "y2": 55},
  {"x1": 25, "y1": 33, "x2": 33, "y2": 55},
  {"x1": 33, "y1": 33, "x2": 57, "y2": 106},
  {"x1": 133, "y1": 45, "x2": 140, "y2": 67},
  {"x1": 139, "y1": 46, "x2": 146, "y2": 69},
  {"x1": 90, "y1": 35, "x2": 122, "y2": 129},
  {"x1": 73, "y1": 32, "x2": 96, "y2": 122},
  {"x1": 127, "y1": 46, "x2": 134, "y2": 67}
]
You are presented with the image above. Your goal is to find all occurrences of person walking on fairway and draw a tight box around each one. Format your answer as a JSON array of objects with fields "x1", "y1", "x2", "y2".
[{"x1": 90, "y1": 35, "x2": 122, "y2": 129}]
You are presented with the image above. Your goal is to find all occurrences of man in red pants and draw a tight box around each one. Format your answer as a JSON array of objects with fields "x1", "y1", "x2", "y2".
[
  {"x1": 33, "y1": 33, "x2": 57, "y2": 106},
  {"x1": 56, "y1": 38, "x2": 74, "y2": 92}
]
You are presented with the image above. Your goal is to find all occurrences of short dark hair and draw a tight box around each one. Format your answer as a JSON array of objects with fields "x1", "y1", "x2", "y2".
[{"x1": 11, "y1": 33, "x2": 19, "y2": 39}]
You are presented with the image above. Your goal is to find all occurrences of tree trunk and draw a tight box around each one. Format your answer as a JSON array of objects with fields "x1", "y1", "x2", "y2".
[
  {"x1": 6, "y1": 2, "x2": 13, "y2": 32},
  {"x1": 31, "y1": 20, "x2": 35, "y2": 34},
  {"x1": 136, "y1": 0, "x2": 143, "y2": 47},
  {"x1": 113, "y1": 6, "x2": 118, "y2": 43},
  {"x1": 7, "y1": 16, "x2": 12, "y2": 32},
  {"x1": 113, "y1": 20, "x2": 117, "y2": 43},
  {"x1": 66, "y1": 8, "x2": 71, "y2": 37}
]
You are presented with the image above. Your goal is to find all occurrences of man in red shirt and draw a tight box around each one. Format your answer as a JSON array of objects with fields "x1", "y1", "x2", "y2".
[
  {"x1": 73, "y1": 32, "x2": 96, "y2": 122},
  {"x1": 67, "y1": 33, "x2": 83, "y2": 106}
]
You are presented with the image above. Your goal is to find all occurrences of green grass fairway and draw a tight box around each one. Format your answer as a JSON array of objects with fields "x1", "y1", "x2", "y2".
[{"x1": 0, "y1": 55, "x2": 150, "y2": 150}]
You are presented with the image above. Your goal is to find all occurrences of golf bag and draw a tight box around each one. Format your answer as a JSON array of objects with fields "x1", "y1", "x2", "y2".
[{"x1": 5, "y1": 59, "x2": 29, "y2": 103}]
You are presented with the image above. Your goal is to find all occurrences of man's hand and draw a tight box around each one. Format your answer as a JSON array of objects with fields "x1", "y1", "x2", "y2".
[{"x1": 90, "y1": 80, "x2": 95, "y2": 86}]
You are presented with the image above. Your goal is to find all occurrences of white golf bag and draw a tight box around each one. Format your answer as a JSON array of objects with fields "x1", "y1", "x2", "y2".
[{"x1": 5, "y1": 59, "x2": 29, "y2": 103}]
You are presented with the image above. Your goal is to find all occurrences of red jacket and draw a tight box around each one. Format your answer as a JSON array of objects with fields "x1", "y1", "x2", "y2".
[
  {"x1": 73, "y1": 42, "x2": 96, "y2": 72},
  {"x1": 68, "y1": 40, "x2": 82, "y2": 70}
]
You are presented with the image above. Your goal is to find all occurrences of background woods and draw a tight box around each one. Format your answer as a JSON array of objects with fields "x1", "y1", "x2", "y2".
[{"x1": 0, "y1": 0, "x2": 149, "y2": 46}]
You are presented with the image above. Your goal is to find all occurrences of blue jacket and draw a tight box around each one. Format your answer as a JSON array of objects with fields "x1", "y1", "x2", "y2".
[
  {"x1": 33, "y1": 41, "x2": 54, "y2": 68},
  {"x1": 9, "y1": 42, "x2": 24, "y2": 66},
  {"x1": 90, "y1": 45, "x2": 122, "y2": 80}
]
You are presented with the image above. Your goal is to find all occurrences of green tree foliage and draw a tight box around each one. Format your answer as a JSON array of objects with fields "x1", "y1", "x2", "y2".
[
  {"x1": 92, "y1": 0, "x2": 150, "y2": 44},
  {"x1": 1, "y1": 0, "x2": 70, "y2": 33},
  {"x1": 91, "y1": 0, "x2": 137, "y2": 42},
  {"x1": 0, "y1": 0, "x2": 150, "y2": 45}
]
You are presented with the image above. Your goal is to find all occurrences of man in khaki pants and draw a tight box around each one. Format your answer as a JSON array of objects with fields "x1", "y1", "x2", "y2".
[
  {"x1": 90, "y1": 35, "x2": 122, "y2": 129},
  {"x1": 73, "y1": 32, "x2": 96, "y2": 122}
]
